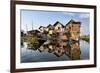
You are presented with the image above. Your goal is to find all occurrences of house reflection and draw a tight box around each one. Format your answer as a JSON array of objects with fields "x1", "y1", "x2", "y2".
[
  {"x1": 27, "y1": 40, "x2": 81, "y2": 60},
  {"x1": 65, "y1": 42, "x2": 80, "y2": 60}
]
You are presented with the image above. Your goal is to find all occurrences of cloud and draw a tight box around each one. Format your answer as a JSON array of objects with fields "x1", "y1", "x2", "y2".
[
  {"x1": 79, "y1": 14, "x2": 90, "y2": 19},
  {"x1": 62, "y1": 12, "x2": 76, "y2": 16},
  {"x1": 62, "y1": 12, "x2": 90, "y2": 19}
]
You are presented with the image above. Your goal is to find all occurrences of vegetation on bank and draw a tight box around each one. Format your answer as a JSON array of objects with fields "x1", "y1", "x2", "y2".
[
  {"x1": 80, "y1": 35, "x2": 90, "y2": 42},
  {"x1": 21, "y1": 34, "x2": 40, "y2": 47}
]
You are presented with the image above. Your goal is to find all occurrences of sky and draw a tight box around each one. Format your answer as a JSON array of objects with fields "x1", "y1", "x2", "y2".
[{"x1": 21, "y1": 10, "x2": 90, "y2": 35}]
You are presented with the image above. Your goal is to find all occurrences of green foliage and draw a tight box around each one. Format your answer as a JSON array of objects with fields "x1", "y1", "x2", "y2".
[
  {"x1": 21, "y1": 34, "x2": 39, "y2": 44},
  {"x1": 27, "y1": 34, "x2": 39, "y2": 44}
]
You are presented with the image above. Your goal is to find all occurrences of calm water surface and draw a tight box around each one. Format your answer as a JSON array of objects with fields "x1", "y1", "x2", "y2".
[{"x1": 21, "y1": 40, "x2": 89, "y2": 63}]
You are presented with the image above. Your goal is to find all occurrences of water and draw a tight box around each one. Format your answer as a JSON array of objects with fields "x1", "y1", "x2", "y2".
[{"x1": 21, "y1": 40, "x2": 89, "y2": 63}]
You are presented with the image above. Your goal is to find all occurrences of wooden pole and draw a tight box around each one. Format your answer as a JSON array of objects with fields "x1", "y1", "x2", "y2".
[
  {"x1": 26, "y1": 24, "x2": 28, "y2": 34},
  {"x1": 32, "y1": 21, "x2": 33, "y2": 30}
]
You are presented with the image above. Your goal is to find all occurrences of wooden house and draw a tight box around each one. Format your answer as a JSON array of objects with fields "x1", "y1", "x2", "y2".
[
  {"x1": 65, "y1": 19, "x2": 81, "y2": 41},
  {"x1": 27, "y1": 30, "x2": 40, "y2": 35},
  {"x1": 39, "y1": 26, "x2": 45, "y2": 33},
  {"x1": 47, "y1": 24, "x2": 54, "y2": 30},
  {"x1": 53, "y1": 21, "x2": 64, "y2": 33}
]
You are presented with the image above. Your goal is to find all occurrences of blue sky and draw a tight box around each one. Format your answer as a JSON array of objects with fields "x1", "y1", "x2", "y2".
[{"x1": 21, "y1": 10, "x2": 90, "y2": 35}]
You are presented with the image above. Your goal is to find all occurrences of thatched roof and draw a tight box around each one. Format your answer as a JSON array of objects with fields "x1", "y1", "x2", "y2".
[
  {"x1": 47, "y1": 24, "x2": 53, "y2": 28},
  {"x1": 65, "y1": 19, "x2": 81, "y2": 26},
  {"x1": 53, "y1": 21, "x2": 64, "y2": 27},
  {"x1": 28, "y1": 30, "x2": 40, "y2": 33},
  {"x1": 39, "y1": 26, "x2": 44, "y2": 29}
]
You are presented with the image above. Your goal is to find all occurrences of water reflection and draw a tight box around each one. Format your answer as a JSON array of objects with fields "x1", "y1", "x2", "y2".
[{"x1": 26, "y1": 40, "x2": 81, "y2": 60}]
